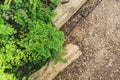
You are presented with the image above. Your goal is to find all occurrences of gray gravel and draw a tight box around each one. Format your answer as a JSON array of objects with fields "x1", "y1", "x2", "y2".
[{"x1": 54, "y1": 0, "x2": 120, "y2": 80}]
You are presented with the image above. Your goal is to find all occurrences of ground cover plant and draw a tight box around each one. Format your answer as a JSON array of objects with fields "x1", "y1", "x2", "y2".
[{"x1": 0, "y1": 0, "x2": 65, "y2": 80}]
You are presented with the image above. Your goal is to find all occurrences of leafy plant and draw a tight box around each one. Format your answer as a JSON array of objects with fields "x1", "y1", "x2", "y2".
[{"x1": 0, "y1": 0, "x2": 64, "y2": 80}]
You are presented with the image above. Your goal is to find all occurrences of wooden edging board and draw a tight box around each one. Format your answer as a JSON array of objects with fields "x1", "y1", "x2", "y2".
[
  {"x1": 29, "y1": 44, "x2": 82, "y2": 80},
  {"x1": 53, "y1": 0, "x2": 87, "y2": 29}
]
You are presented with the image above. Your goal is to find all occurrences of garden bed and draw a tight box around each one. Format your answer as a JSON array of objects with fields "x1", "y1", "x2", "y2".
[
  {"x1": 29, "y1": 0, "x2": 120, "y2": 80},
  {"x1": 29, "y1": 0, "x2": 87, "y2": 80},
  {"x1": 0, "y1": 0, "x2": 87, "y2": 80},
  {"x1": 0, "y1": 0, "x2": 104, "y2": 80}
]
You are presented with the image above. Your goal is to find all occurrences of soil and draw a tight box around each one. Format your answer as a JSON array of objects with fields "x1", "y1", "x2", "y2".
[
  {"x1": 54, "y1": 0, "x2": 120, "y2": 80},
  {"x1": 60, "y1": 0, "x2": 102, "y2": 37}
]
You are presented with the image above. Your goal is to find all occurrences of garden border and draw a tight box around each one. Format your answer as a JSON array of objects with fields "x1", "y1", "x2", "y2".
[
  {"x1": 29, "y1": 44, "x2": 82, "y2": 80},
  {"x1": 28, "y1": 0, "x2": 87, "y2": 79}
]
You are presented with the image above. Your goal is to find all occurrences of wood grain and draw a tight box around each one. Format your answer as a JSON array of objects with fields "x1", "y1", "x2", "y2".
[{"x1": 53, "y1": 0, "x2": 87, "y2": 29}]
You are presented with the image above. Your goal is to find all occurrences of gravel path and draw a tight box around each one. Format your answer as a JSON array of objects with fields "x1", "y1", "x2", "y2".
[{"x1": 54, "y1": 0, "x2": 120, "y2": 80}]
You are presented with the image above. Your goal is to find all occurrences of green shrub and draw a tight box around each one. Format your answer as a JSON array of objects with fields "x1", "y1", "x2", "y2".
[{"x1": 0, "y1": 0, "x2": 64, "y2": 80}]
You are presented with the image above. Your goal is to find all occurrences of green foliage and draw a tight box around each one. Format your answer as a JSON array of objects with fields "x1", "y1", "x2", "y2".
[
  {"x1": 0, "y1": 0, "x2": 64, "y2": 80},
  {"x1": 49, "y1": 0, "x2": 60, "y2": 9}
]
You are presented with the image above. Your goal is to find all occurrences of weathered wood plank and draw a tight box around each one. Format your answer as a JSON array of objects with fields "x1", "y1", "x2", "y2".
[
  {"x1": 53, "y1": 0, "x2": 87, "y2": 29},
  {"x1": 29, "y1": 44, "x2": 82, "y2": 80}
]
